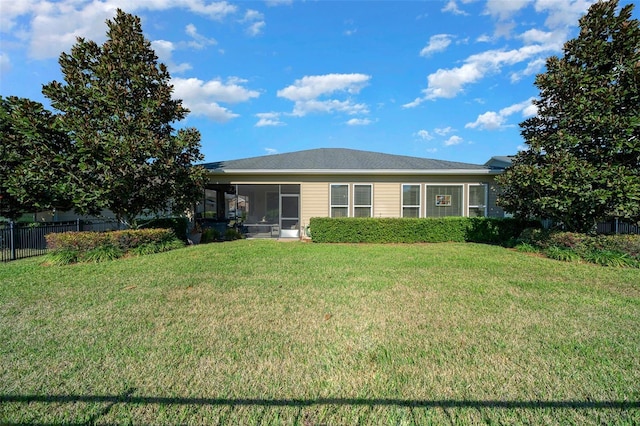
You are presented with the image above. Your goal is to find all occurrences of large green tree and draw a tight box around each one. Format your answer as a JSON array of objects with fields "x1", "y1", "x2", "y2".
[
  {"x1": 42, "y1": 9, "x2": 205, "y2": 226},
  {"x1": 0, "y1": 96, "x2": 74, "y2": 220},
  {"x1": 497, "y1": 0, "x2": 640, "y2": 233}
]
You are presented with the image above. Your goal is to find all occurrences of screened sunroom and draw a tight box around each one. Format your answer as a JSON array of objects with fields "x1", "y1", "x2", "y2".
[{"x1": 196, "y1": 183, "x2": 301, "y2": 238}]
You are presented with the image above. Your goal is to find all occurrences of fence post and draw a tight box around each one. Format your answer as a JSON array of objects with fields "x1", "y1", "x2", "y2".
[
  {"x1": 10, "y1": 221, "x2": 16, "y2": 261},
  {"x1": 76, "y1": 218, "x2": 81, "y2": 232},
  {"x1": 615, "y1": 217, "x2": 619, "y2": 235}
]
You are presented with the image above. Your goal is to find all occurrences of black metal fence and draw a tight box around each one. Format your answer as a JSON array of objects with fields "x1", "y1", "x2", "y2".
[
  {"x1": 596, "y1": 219, "x2": 640, "y2": 235},
  {"x1": 0, "y1": 220, "x2": 121, "y2": 262}
]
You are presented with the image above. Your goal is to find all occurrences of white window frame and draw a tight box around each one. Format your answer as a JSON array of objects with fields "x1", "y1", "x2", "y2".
[
  {"x1": 353, "y1": 184, "x2": 373, "y2": 217},
  {"x1": 401, "y1": 184, "x2": 421, "y2": 218},
  {"x1": 468, "y1": 184, "x2": 488, "y2": 217},
  {"x1": 424, "y1": 184, "x2": 465, "y2": 217},
  {"x1": 330, "y1": 183, "x2": 350, "y2": 217}
]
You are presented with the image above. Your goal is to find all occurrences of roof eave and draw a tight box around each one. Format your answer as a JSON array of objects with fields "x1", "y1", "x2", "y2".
[{"x1": 206, "y1": 168, "x2": 501, "y2": 175}]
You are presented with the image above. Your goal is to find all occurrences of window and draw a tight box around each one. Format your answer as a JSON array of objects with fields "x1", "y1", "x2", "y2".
[
  {"x1": 468, "y1": 185, "x2": 487, "y2": 217},
  {"x1": 402, "y1": 184, "x2": 421, "y2": 217},
  {"x1": 353, "y1": 184, "x2": 373, "y2": 217},
  {"x1": 330, "y1": 184, "x2": 349, "y2": 217},
  {"x1": 425, "y1": 185, "x2": 463, "y2": 217}
]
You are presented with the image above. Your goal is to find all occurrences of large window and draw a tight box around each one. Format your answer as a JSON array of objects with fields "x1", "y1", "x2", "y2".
[
  {"x1": 468, "y1": 185, "x2": 487, "y2": 217},
  {"x1": 402, "y1": 184, "x2": 421, "y2": 218},
  {"x1": 353, "y1": 184, "x2": 372, "y2": 217},
  {"x1": 425, "y1": 185, "x2": 463, "y2": 217},
  {"x1": 330, "y1": 184, "x2": 349, "y2": 217}
]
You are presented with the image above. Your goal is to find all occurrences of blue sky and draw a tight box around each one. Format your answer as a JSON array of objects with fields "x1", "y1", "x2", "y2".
[{"x1": 1, "y1": 0, "x2": 636, "y2": 165}]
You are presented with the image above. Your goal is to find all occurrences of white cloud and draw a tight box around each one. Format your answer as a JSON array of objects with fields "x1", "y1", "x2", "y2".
[
  {"x1": 150, "y1": 24, "x2": 217, "y2": 74},
  {"x1": 172, "y1": 76, "x2": 259, "y2": 122},
  {"x1": 241, "y1": 9, "x2": 265, "y2": 36},
  {"x1": 444, "y1": 135, "x2": 464, "y2": 146},
  {"x1": 347, "y1": 118, "x2": 372, "y2": 126},
  {"x1": 535, "y1": 0, "x2": 593, "y2": 30},
  {"x1": 255, "y1": 112, "x2": 285, "y2": 127},
  {"x1": 278, "y1": 73, "x2": 371, "y2": 117},
  {"x1": 247, "y1": 21, "x2": 266, "y2": 36},
  {"x1": 484, "y1": 0, "x2": 533, "y2": 21},
  {"x1": 434, "y1": 126, "x2": 454, "y2": 136},
  {"x1": 0, "y1": 52, "x2": 11, "y2": 73},
  {"x1": 185, "y1": 23, "x2": 217, "y2": 48},
  {"x1": 441, "y1": 0, "x2": 468, "y2": 16},
  {"x1": 465, "y1": 97, "x2": 536, "y2": 130},
  {"x1": 405, "y1": 43, "x2": 557, "y2": 106},
  {"x1": 151, "y1": 40, "x2": 192, "y2": 73},
  {"x1": 465, "y1": 111, "x2": 505, "y2": 130},
  {"x1": 265, "y1": 0, "x2": 293, "y2": 6},
  {"x1": 523, "y1": 102, "x2": 538, "y2": 117},
  {"x1": 278, "y1": 73, "x2": 370, "y2": 101},
  {"x1": 291, "y1": 99, "x2": 369, "y2": 117},
  {"x1": 420, "y1": 34, "x2": 453, "y2": 57},
  {"x1": 264, "y1": 147, "x2": 278, "y2": 154},
  {"x1": 3, "y1": 1, "x2": 237, "y2": 60},
  {"x1": 415, "y1": 130, "x2": 433, "y2": 141}
]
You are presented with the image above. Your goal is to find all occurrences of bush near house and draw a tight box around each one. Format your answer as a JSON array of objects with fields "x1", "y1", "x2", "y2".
[
  {"x1": 138, "y1": 217, "x2": 190, "y2": 242},
  {"x1": 309, "y1": 217, "x2": 539, "y2": 245},
  {"x1": 45, "y1": 228, "x2": 183, "y2": 264},
  {"x1": 517, "y1": 231, "x2": 640, "y2": 268}
]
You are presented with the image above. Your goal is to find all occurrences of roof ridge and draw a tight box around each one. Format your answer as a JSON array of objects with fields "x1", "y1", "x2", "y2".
[{"x1": 201, "y1": 147, "x2": 487, "y2": 170}]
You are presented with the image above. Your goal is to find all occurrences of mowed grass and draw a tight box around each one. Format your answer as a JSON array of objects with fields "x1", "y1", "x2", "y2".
[{"x1": 1, "y1": 240, "x2": 639, "y2": 425}]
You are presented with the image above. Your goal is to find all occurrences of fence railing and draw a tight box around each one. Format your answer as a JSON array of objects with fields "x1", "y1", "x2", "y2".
[
  {"x1": 540, "y1": 218, "x2": 639, "y2": 235},
  {"x1": 1, "y1": 220, "x2": 121, "y2": 262},
  {"x1": 596, "y1": 220, "x2": 640, "y2": 235}
]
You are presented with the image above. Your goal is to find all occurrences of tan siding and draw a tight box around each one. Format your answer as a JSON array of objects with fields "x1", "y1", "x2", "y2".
[
  {"x1": 208, "y1": 173, "x2": 502, "y2": 221},
  {"x1": 300, "y1": 182, "x2": 328, "y2": 227},
  {"x1": 373, "y1": 183, "x2": 400, "y2": 217}
]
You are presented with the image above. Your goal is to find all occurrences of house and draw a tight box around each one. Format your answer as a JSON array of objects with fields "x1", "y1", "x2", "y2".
[
  {"x1": 484, "y1": 155, "x2": 515, "y2": 170},
  {"x1": 199, "y1": 148, "x2": 507, "y2": 238}
]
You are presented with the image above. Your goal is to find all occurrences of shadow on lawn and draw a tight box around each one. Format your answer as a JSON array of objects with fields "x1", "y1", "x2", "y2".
[{"x1": 1, "y1": 390, "x2": 638, "y2": 425}]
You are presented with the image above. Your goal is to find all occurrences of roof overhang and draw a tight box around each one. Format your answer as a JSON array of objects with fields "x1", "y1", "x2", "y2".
[{"x1": 206, "y1": 168, "x2": 501, "y2": 176}]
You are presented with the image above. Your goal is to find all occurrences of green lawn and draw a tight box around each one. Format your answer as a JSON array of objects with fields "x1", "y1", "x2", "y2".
[{"x1": 1, "y1": 240, "x2": 639, "y2": 425}]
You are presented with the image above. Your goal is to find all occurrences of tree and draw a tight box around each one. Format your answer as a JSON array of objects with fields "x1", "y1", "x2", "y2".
[
  {"x1": 496, "y1": 0, "x2": 640, "y2": 233},
  {"x1": 42, "y1": 9, "x2": 206, "y2": 226},
  {"x1": 0, "y1": 96, "x2": 74, "y2": 220}
]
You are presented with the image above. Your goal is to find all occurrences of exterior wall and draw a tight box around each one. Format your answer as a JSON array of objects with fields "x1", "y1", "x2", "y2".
[
  {"x1": 300, "y1": 182, "x2": 328, "y2": 229},
  {"x1": 208, "y1": 173, "x2": 504, "y2": 231},
  {"x1": 373, "y1": 183, "x2": 401, "y2": 218}
]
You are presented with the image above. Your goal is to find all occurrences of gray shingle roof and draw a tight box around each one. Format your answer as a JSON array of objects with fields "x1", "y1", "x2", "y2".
[{"x1": 202, "y1": 148, "x2": 489, "y2": 173}]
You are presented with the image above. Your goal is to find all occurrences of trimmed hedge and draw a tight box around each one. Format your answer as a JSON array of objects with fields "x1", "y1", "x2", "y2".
[
  {"x1": 45, "y1": 228, "x2": 184, "y2": 264},
  {"x1": 309, "y1": 217, "x2": 539, "y2": 245}
]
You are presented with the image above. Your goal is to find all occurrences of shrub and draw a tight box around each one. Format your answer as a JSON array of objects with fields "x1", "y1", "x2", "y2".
[
  {"x1": 544, "y1": 246, "x2": 581, "y2": 263},
  {"x1": 45, "y1": 228, "x2": 184, "y2": 264},
  {"x1": 309, "y1": 217, "x2": 538, "y2": 244},
  {"x1": 44, "y1": 249, "x2": 79, "y2": 266},
  {"x1": 138, "y1": 217, "x2": 190, "y2": 242},
  {"x1": 517, "y1": 227, "x2": 553, "y2": 248},
  {"x1": 82, "y1": 246, "x2": 124, "y2": 263},
  {"x1": 515, "y1": 242, "x2": 539, "y2": 253},
  {"x1": 581, "y1": 250, "x2": 638, "y2": 268},
  {"x1": 224, "y1": 228, "x2": 243, "y2": 241},
  {"x1": 201, "y1": 228, "x2": 221, "y2": 244},
  {"x1": 465, "y1": 217, "x2": 540, "y2": 245}
]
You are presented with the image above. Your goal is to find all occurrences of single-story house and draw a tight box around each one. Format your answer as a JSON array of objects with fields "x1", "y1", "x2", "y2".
[{"x1": 199, "y1": 148, "x2": 509, "y2": 238}]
